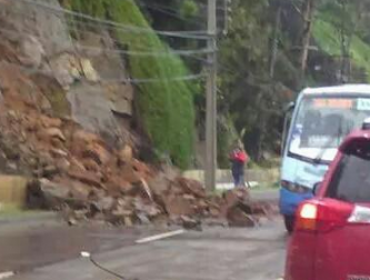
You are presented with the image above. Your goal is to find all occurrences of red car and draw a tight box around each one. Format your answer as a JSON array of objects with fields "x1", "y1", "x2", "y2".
[{"x1": 286, "y1": 126, "x2": 370, "y2": 280}]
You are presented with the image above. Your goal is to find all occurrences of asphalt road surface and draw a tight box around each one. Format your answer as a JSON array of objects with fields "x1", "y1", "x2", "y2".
[{"x1": 4, "y1": 218, "x2": 287, "y2": 280}]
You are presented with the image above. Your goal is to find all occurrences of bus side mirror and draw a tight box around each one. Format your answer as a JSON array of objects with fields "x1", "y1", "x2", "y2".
[
  {"x1": 284, "y1": 102, "x2": 295, "y2": 113},
  {"x1": 313, "y1": 182, "x2": 322, "y2": 196}
]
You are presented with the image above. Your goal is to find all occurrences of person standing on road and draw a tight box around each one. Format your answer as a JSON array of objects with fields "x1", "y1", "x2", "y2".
[{"x1": 229, "y1": 145, "x2": 250, "y2": 188}]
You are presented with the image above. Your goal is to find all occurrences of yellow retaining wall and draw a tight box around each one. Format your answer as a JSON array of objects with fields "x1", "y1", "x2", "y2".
[{"x1": 0, "y1": 176, "x2": 28, "y2": 208}]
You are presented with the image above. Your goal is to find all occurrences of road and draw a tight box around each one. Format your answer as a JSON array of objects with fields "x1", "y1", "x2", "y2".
[{"x1": 3, "y1": 217, "x2": 287, "y2": 280}]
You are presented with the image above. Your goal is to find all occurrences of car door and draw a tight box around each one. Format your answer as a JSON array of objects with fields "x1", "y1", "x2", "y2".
[{"x1": 315, "y1": 146, "x2": 370, "y2": 280}]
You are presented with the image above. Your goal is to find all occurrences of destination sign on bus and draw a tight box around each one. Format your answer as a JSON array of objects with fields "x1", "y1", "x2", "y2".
[
  {"x1": 313, "y1": 99, "x2": 353, "y2": 109},
  {"x1": 313, "y1": 98, "x2": 370, "y2": 111}
]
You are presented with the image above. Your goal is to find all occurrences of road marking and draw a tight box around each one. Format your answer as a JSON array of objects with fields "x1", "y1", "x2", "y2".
[
  {"x1": 136, "y1": 229, "x2": 186, "y2": 244},
  {"x1": 0, "y1": 271, "x2": 14, "y2": 279}
]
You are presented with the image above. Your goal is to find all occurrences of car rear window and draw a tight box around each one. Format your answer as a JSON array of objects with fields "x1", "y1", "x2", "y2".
[{"x1": 327, "y1": 143, "x2": 370, "y2": 203}]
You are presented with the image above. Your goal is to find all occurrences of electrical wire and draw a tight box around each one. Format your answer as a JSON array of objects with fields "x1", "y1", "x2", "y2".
[
  {"x1": 0, "y1": 22, "x2": 213, "y2": 60},
  {"x1": 89, "y1": 256, "x2": 129, "y2": 280},
  {"x1": 17, "y1": 0, "x2": 212, "y2": 40},
  {"x1": 75, "y1": 44, "x2": 214, "y2": 57},
  {"x1": 0, "y1": 27, "x2": 207, "y2": 84},
  {"x1": 0, "y1": 2, "x2": 210, "y2": 84}
]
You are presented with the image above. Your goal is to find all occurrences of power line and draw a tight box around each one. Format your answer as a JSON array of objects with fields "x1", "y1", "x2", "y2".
[
  {"x1": 104, "y1": 73, "x2": 207, "y2": 83},
  {"x1": 0, "y1": 23, "x2": 213, "y2": 59},
  {"x1": 11, "y1": 54, "x2": 207, "y2": 84},
  {"x1": 0, "y1": 28, "x2": 207, "y2": 84},
  {"x1": 17, "y1": 0, "x2": 211, "y2": 40},
  {"x1": 75, "y1": 44, "x2": 214, "y2": 57}
]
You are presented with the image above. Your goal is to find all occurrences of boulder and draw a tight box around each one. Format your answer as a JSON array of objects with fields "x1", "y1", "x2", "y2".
[
  {"x1": 68, "y1": 170, "x2": 104, "y2": 189},
  {"x1": 80, "y1": 58, "x2": 99, "y2": 82},
  {"x1": 45, "y1": 127, "x2": 66, "y2": 142},
  {"x1": 162, "y1": 194, "x2": 194, "y2": 217},
  {"x1": 40, "y1": 115, "x2": 62, "y2": 128},
  {"x1": 118, "y1": 145, "x2": 133, "y2": 165},
  {"x1": 90, "y1": 196, "x2": 115, "y2": 213},
  {"x1": 48, "y1": 53, "x2": 81, "y2": 89},
  {"x1": 31, "y1": 178, "x2": 70, "y2": 209},
  {"x1": 82, "y1": 143, "x2": 110, "y2": 165},
  {"x1": 226, "y1": 206, "x2": 257, "y2": 228},
  {"x1": 175, "y1": 177, "x2": 206, "y2": 198},
  {"x1": 18, "y1": 35, "x2": 45, "y2": 68},
  {"x1": 181, "y1": 216, "x2": 202, "y2": 231}
]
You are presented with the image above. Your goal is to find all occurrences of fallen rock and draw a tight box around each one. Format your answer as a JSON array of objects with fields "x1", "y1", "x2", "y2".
[
  {"x1": 80, "y1": 58, "x2": 99, "y2": 82},
  {"x1": 18, "y1": 35, "x2": 45, "y2": 68},
  {"x1": 120, "y1": 164, "x2": 140, "y2": 184},
  {"x1": 45, "y1": 127, "x2": 66, "y2": 142},
  {"x1": 82, "y1": 143, "x2": 110, "y2": 165},
  {"x1": 50, "y1": 148, "x2": 68, "y2": 158},
  {"x1": 72, "y1": 129, "x2": 101, "y2": 145},
  {"x1": 36, "y1": 178, "x2": 70, "y2": 209},
  {"x1": 90, "y1": 196, "x2": 115, "y2": 213},
  {"x1": 175, "y1": 177, "x2": 206, "y2": 198},
  {"x1": 40, "y1": 115, "x2": 62, "y2": 128},
  {"x1": 81, "y1": 158, "x2": 100, "y2": 172},
  {"x1": 68, "y1": 170, "x2": 104, "y2": 189},
  {"x1": 41, "y1": 164, "x2": 59, "y2": 178},
  {"x1": 181, "y1": 216, "x2": 202, "y2": 231},
  {"x1": 220, "y1": 188, "x2": 251, "y2": 218},
  {"x1": 118, "y1": 145, "x2": 133, "y2": 165},
  {"x1": 162, "y1": 194, "x2": 194, "y2": 217},
  {"x1": 48, "y1": 53, "x2": 81, "y2": 89},
  {"x1": 227, "y1": 207, "x2": 257, "y2": 227}
]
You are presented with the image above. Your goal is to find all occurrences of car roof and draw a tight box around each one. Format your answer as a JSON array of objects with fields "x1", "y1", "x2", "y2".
[
  {"x1": 340, "y1": 129, "x2": 370, "y2": 151},
  {"x1": 303, "y1": 84, "x2": 370, "y2": 95}
]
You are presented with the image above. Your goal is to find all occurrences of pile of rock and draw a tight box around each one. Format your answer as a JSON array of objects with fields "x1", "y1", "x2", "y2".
[{"x1": 0, "y1": 65, "x2": 275, "y2": 229}]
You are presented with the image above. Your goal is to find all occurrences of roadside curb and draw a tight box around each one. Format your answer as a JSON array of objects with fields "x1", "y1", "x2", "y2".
[{"x1": 0, "y1": 211, "x2": 60, "y2": 229}]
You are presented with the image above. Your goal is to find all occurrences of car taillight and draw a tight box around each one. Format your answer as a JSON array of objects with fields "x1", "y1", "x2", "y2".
[
  {"x1": 296, "y1": 199, "x2": 354, "y2": 232},
  {"x1": 296, "y1": 203, "x2": 318, "y2": 231}
]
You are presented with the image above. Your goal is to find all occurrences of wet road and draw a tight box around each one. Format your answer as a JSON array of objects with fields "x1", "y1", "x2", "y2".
[
  {"x1": 5, "y1": 218, "x2": 287, "y2": 280},
  {"x1": 0, "y1": 222, "x2": 163, "y2": 273}
]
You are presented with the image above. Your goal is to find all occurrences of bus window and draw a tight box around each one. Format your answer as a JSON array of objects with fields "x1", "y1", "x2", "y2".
[{"x1": 288, "y1": 96, "x2": 370, "y2": 162}]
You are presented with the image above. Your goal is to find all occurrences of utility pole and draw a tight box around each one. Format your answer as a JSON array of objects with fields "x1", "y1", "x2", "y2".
[
  {"x1": 300, "y1": 0, "x2": 315, "y2": 86},
  {"x1": 205, "y1": 0, "x2": 217, "y2": 193},
  {"x1": 223, "y1": 0, "x2": 232, "y2": 35}
]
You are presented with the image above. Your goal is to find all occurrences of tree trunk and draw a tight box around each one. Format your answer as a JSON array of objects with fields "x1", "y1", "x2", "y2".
[{"x1": 269, "y1": 6, "x2": 282, "y2": 78}]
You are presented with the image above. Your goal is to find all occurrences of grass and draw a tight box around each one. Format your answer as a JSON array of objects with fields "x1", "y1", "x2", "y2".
[
  {"x1": 313, "y1": 17, "x2": 370, "y2": 81},
  {"x1": 0, "y1": 204, "x2": 45, "y2": 219}
]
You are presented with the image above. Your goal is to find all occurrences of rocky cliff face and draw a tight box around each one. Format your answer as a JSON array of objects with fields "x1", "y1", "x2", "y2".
[{"x1": 0, "y1": 0, "x2": 135, "y2": 149}]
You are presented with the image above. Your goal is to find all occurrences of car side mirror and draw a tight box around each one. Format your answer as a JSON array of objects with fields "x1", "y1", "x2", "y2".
[{"x1": 312, "y1": 182, "x2": 322, "y2": 196}]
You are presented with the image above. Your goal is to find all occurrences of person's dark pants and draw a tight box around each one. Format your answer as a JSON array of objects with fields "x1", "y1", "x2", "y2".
[
  {"x1": 232, "y1": 169, "x2": 244, "y2": 188},
  {"x1": 232, "y1": 169, "x2": 250, "y2": 188}
]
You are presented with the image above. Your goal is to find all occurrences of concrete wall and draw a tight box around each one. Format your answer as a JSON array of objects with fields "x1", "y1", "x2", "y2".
[{"x1": 183, "y1": 169, "x2": 279, "y2": 184}]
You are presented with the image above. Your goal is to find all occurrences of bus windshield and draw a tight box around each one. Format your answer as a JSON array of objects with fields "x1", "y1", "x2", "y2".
[{"x1": 289, "y1": 96, "x2": 370, "y2": 162}]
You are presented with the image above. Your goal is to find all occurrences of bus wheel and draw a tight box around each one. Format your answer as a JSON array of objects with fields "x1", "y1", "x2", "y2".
[{"x1": 284, "y1": 216, "x2": 294, "y2": 233}]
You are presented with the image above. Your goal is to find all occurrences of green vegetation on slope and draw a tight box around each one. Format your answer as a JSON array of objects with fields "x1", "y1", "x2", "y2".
[
  {"x1": 63, "y1": 0, "x2": 196, "y2": 168},
  {"x1": 313, "y1": 18, "x2": 370, "y2": 81}
]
